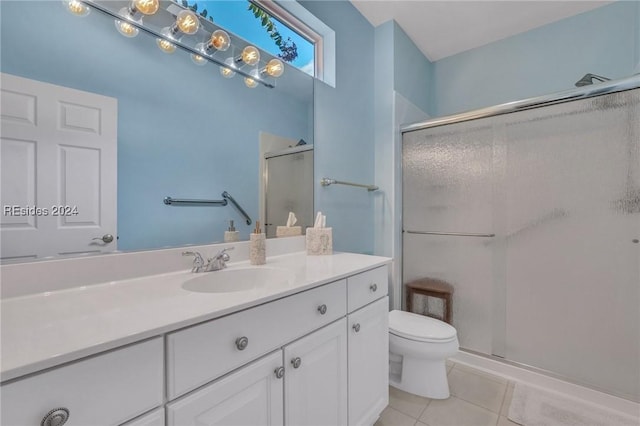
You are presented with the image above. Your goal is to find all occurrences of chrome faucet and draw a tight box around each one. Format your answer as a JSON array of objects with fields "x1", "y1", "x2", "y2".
[
  {"x1": 182, "y1": 251, "x2": 205, "y2": 272},
  {"x1": 206, "y1": 247, "x2": 233, "y2": 271},
  {"x1": 183, "y1": 247, "x2": 234, "y2": 272}
]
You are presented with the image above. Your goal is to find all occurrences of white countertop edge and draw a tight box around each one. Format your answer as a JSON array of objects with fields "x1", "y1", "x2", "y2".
[{"x1": 1, "y1": 252, "x2": 391, "y2": 383}]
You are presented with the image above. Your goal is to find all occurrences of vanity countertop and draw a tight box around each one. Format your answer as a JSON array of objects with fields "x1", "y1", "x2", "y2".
[{"x1": 0, "y1": 251, "x2": 390, "y2": 382}]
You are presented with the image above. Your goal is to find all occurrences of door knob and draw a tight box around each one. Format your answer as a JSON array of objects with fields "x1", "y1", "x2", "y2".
[
  {"x1": 92, "y1": 234, "x2": 114, "y2": 243},
  {"x1": 317, "y1": 304, "x2": 327, "y2": 315},
  {"x1": 291, "y1": 357, "x2": 302, "y2": 368},
  {"x1": 353, "y1": 323, "x2": 361, "y2": 333}
]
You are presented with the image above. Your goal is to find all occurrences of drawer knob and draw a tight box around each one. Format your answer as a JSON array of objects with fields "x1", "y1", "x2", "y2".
[
  {"x1": 353, "y1": 323, "x2": 361, "y2": 333},
  {"x1": 274, "y1": 366, "x2": 285, "y2": 379},
  {"x1": 370, "y1": 283, "x2": 378, "y2": 292},
  {"x1": 41, "y1": 408, "x2": 70, "y2": 426},
  {"x1": 317, "y1": 304, "x2": 327, "y2": 315},
  {"x1": 291, "y1": 357, "x2": 302, "y2": 369},
  {"x1": 235, "y1": 336, "x2": 249, "y2": 351}
]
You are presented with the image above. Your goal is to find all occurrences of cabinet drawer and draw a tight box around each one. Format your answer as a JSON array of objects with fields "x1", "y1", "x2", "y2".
[
  {"x1": 167, "y1": 280, "x2": 346, "y2": 399},
  {"x1": 347, "y1": 266, "x2": 388, "y2": 313},
  {"x1": 1, "y1": 338, "x2": 163, "y2": 426}
]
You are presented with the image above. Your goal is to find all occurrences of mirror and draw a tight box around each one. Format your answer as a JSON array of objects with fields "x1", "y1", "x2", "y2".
[{"x1": 0, "y1": 0, "x2": 314, "y2": 262}]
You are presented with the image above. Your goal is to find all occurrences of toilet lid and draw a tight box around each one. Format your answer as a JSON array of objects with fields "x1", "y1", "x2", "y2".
[{"x1": 389, "y1": 310, "x2": 457, "y2": 342}]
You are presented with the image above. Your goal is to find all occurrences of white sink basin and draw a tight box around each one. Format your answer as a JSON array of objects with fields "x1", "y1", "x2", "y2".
[{"x1": 182, "y1": 267, "x2": 294, "y2": 293}]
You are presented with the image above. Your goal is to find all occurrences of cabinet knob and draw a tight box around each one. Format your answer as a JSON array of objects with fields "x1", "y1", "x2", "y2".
[
  {"x1": 291, "y1": 357, "x2": 302, "y2": 369},
  {"x1": 353, "y1": 323, "x2": 361, "y2": 333},
  {"x1": 274, "y1": 366, "x2": 285, "y2": 379},
  {"x1": 317, "y1": 304, "x2": 327, "y2": 315},
  {"x1": 41, "y1": 408, "x2": 70, "y2": 426},
  {"x1": 235, "y1": 336, "x2": 249, "y2": 351},
  {"x1": 370, "y1": 283, "x2": 378, "y2": 292}
]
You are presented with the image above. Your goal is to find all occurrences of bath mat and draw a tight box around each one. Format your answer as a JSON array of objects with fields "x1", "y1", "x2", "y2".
[{"x1": 508, "y1": 383, "x2": 638, "y2": 426}]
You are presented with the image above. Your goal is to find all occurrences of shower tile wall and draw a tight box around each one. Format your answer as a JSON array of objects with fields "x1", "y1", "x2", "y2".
[{"x1": 402, "y1": 89, "x2": 640, "y2": 401}]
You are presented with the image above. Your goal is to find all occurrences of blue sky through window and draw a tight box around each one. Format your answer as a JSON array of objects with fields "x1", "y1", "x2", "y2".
[{"x1": 191, "y1": 1, "x2": 314, "y2": 75}]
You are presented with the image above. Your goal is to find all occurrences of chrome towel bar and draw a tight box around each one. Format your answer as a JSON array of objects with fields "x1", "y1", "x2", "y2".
[
  {"x1": 164, "y1": 197, "x2": 227, "y2": 206},
  {"x1": 164, "y1": 191, "x2": 252, "y2": 225},
  {"x1": 404, "y1": 230, "x2": 495, "y2": 238},
  {"x1": 320, "y1": 178, "x2": 378, "y2": 192},
  {"x1": 222, "y1": 191, "x2": 252, "y2": 225}
]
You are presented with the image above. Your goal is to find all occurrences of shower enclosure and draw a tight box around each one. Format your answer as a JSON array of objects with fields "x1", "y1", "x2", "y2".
[{"x1": 402, "y1": 76, "x2": 640, "y2": 402}]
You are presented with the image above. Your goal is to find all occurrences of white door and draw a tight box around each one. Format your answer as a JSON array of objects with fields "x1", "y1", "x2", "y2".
[
  {"x1": 1, "y1": 73, "x2": 117, "y2": 261},
  {"x1": 348, "y1": 297, "x2": 389, "y2": 426},
  {"x1": 166, "y1": 351, "x2": 284, "y2": 426},
  {"x1": 284, "y1": 318, "x2": 348, "y2": 426}
]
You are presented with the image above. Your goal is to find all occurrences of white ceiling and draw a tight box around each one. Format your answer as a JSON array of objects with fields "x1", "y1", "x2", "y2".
[{"x1": 350, "y1": 1, "x2": 613, "y2": 61}]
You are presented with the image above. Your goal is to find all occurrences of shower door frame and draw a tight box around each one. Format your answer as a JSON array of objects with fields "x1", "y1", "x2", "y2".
[
  {"x1": 402, "y1": 75, "x2": 640, "y2": 134},
  {"x1": 399, "y1": 73, "x2": 640, "y2": 397}
]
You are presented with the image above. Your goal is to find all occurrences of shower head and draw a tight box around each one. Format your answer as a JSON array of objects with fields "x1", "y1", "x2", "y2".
[{"x1": 575, "y1": 73, "x2": 610, "y2": 87}]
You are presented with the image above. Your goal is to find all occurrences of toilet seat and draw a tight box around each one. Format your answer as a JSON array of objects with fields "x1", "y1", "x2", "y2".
[{"x1": 389, "y1": 310, "x2": 457, "y2": 343}]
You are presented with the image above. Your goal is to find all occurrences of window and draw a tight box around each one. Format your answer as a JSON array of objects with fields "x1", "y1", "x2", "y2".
[{"x1": 181, "y1": 0, "x2": 319, "y2": 77}]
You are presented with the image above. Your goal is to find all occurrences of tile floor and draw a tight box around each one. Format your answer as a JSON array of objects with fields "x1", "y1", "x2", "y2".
[{"x1": 375, "y1": 361, "x2": 520, "y2": 426}]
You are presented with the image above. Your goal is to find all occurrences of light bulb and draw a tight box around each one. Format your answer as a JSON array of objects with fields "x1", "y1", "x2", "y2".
[
  {"x1": 244, "y1": 69, "x2": 260, "y2": 89},
  {"x1": 133, "y1": 0, "x2": 159, "y2": 15},
  {"x1": 65, "y1": 0, "x2": 90, "y2": 17},
  {"x1": 176, "y1": 9, "x2": 200, "y2": 35},
  {"x1": 244, "y1": 77, "x2": 258, "y2": 89},
  {"x1": 191, "y1": 53, "x2": 207, "y2": 66},
  {"x1": 156, "y1": 38, "x2": 176, "y2": 54},
  {"x1": 210, "y1": 30, "x2": 230, "y2": 51},
  {"x1": 219, "y1": 57, "x2": 236, "y2": 78},
  {"x1": 264, "y1": 58, "x2": 284, "y2": 77},
  {"x1": 241, "y1": 46, "x2": 260, "y2": 66},
  {"x1": 115, "y1": 20, "x2": 139, "y2": 38}
]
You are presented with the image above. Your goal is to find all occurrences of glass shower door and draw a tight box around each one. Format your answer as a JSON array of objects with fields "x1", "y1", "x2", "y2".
[
  {"x1": 501, "y1": 89, "x2": 639, "y2": 401},
  {"x1": 402, "y1": 119, "x2": 500, "y2": 356},
  {"x1": 402, "y1": 87, "x2": 640, "y2": 401}
]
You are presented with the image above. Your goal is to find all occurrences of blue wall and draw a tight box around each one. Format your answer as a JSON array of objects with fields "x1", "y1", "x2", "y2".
[
  {"x1": 392, "y1": 22, "x2": 433, "y2": 115},
  {"x1": 432, "y1": 1, "x2": 640, "y2": 116},
  {"x1": 301, "y1": 0, "x2": 376, "y2": 254},
  {"x1": 1, "y1": 1, "x2": 312, "y2": 251}
]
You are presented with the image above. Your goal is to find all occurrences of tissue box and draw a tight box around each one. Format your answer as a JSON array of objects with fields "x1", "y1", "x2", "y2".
[
  {"x1": 276, "y1": 226, "x2": 302, "y2": 237},
  {"x1": 306, "y1": 228, "x2": 332, "y2": 255}
]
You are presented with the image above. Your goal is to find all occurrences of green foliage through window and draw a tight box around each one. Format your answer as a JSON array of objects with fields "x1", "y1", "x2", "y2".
[
  {"x1": 175, "y1": 0, "x2": 300, "y2": 64},
  {"x1": 247, "y1": 3, "x2": 298, "y2": 63}
]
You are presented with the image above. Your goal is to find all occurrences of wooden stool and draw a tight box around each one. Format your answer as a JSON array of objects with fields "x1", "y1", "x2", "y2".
[{"x1": 405, "y1": 278, "x2": 454, "y2": 324}]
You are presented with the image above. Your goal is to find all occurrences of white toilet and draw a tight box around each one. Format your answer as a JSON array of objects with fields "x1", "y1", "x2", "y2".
[{"x1": 388, "y1": 310, "x2": 459, "y2": 399}]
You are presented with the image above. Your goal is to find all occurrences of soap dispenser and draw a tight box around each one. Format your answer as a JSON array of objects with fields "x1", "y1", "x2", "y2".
[
  {"x1": 224, "y1": 220, "x2": 240, "y2": 243},
  {"x1": 250, "y1": 221, "x2": 266, "y2": 265}
]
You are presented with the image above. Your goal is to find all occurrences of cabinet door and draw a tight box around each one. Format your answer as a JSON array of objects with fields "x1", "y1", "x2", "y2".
[
  {"x1": 166, "y1": 351, "x2": 284, "y2": 426},
  {"x1": 284, "y1": 319, "x2": 348, "y2": 426},
  {"x1": 348, "y1": 297, "x2": 389, "y2": 426}
]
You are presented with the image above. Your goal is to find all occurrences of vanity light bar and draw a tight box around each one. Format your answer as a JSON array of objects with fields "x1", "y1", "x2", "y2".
[{"x1": 75, "y1": 0, "x2": 278, "y2": 89}]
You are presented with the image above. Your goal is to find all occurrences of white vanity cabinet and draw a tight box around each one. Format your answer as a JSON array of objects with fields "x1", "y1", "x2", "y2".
[
  {"x1": 165, "y1": 264, "x2": 388, "y2": 426},
  {"x1": 166, "y1": 351, "x2": 284, "y2": 425},
  {"x1": 284, "y1": 318, "x2": 348, "y2": 426},
  {"x1": 347, "y1": 298, "x2": 389, "y2": 425},
  {"x1": 1, "y1": 256, "x2": 390, "y2": 426},
  {"x1": 346, "y1": 266, "x2": 390, "y2": 426},
  {"x1": 0, "y1": 338, "x2": 164, "y2": 426},
  {"x1": 167, "y1": 318, "x2": 348, "y2": 426}
]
